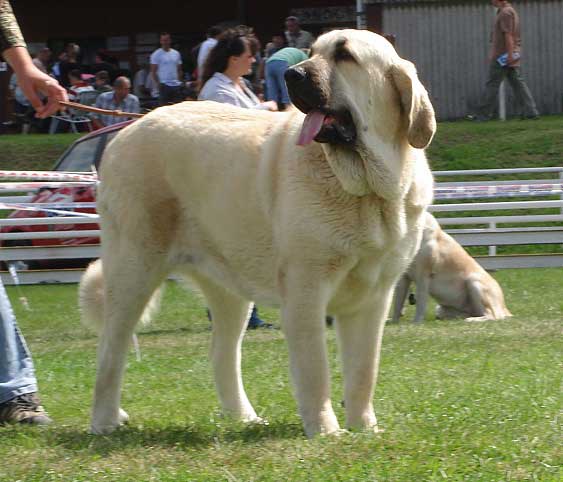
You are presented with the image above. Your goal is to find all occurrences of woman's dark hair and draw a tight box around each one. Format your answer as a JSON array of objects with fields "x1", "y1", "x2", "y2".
[{"x1": 201, "y1": 29, "x2": 250, "y2": 85}]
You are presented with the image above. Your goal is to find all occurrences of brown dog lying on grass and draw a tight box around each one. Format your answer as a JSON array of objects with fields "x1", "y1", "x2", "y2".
[{"x1": 392, "y1": 213, "x2": 512, "y2": 322}]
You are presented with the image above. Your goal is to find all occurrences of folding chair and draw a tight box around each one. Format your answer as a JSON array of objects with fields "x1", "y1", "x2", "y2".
[{"x1": 49, "y1": 90, "x2": 99, "y2": 134}]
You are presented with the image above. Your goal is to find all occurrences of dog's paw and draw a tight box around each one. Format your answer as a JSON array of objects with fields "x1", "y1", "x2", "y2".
[
  {"x1": 90, "y1": 422, "x2": 120, "y2": 435},
  {"x1": 90, "y1": 408, "x2": 129, "y2": 435},
  {"x1": 118, "y1": 408, "x2": 130, "y2": 424}
]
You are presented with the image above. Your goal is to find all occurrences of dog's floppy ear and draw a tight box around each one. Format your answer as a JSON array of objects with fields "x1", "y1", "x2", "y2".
[{"x1": 389, "y1": 59, "x2": 436, "y2": 149}]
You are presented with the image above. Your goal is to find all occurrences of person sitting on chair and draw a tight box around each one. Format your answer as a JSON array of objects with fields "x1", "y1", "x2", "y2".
[
  {"x1": 94, "y1": 76, "x2": 140, "y2": 127},
  {"x1": 67, "y1": 69, "x2": 94, "y2": 101}
]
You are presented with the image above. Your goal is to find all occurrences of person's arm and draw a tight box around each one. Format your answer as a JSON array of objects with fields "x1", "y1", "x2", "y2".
[
  {"x1": 201, "y1": 88, "x2": 240, "y2": 106},
  {"x1": 94, "y1": 95, "x2": 106, "y2": 126},
  {"x1": 1, "y1": 1, "x2": 67, "y2": 117},
  {"x1": 505, "y1": 31, "x2": 515, "y2": 65},
  {"x1": 150, "y1": 64, "x2": 159, "y2": 86},
  {"x1": 131, "y1": 96, "x2": 140, "y2": 114},
  {"x1": 177, "y1": 63, "x2": 183, "y2": 82},
  {"x1": 0, "y1": 0, "x2": 25, "y2": 52}
]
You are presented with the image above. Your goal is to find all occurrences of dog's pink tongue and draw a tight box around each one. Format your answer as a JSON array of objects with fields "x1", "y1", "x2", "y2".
[{"x1": 297, "y1": 111, "x2": 326, "y2": 146}]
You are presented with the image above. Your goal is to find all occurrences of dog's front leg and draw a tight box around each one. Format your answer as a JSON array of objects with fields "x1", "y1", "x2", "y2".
[
  {"x1": 335, "y1": 290, "x2": 390, "y2": 432},
  {"x1": 280, "y1": 268, "x2": 340, "y2": 438},
  {"x1": 391, "y1": 274, "x2": 410, "y2": 322}
]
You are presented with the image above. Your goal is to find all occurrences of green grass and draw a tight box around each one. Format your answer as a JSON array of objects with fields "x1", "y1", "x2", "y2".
[
  {"x1": 0, "y1": 271, "x2": 561, "y2": 481},
  {"x1": 0, "y1": 133, "x2": 81, "y2": 170},
  {"x1": 427, "y1": 116, "x2": 563, "y2": 172},
  {"x1": 1, "y1": 116, "x2": 563, "y2": 172}
]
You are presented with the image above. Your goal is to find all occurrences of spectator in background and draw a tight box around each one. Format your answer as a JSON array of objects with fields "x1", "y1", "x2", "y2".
[
  {"x1": 51, "y1": 51, "x2": 67, "y2": 83},
  {"x1": 94, "y1": 70, "x2": 112, "y2": 93},
  {"x1": 265, "y1": 47, "x2": 308, "y2": 110},
  {"x1": 284, "y1": 16, "x2": 313, "y2": 50},
  {"x1": 67, "y1": 68, "x2": 94, "y2": 101},
  {"x1": 199, "y1": 29, "x2": 277, "y2": 111},
  {"x1": 91, "y1": 51, "x2": 117, "y2": 82},
  {"x1": 94, "y1": 76, "x2": 140, "y2": 127},
  {"x1": 150, "y1": 32, "x2": 184, "y2": 105},
  {"x1": 32, "y1": 47, "x2": 50, "y2": 73},
  {"x1": 9, "y1": 72, "x2": 33, "y2": 133},
  {"x1": 264, "y1": 33, "x2": 286, "y2": 59},
  {"x1": 472, "y1": 0, "x2": 539, "y2": 121},
  {"x1": 198, "y1": 28, "x2": 275, "y2": 330},
  {"x1": 133, "y1": 62, "x2": 158, "y2": 104},
  {"x1": 197, "y1": 25, "x2": 223, "y2": 82},
  {"x1": 59, "y1": 43, "x2": 81, "y2": 87}
]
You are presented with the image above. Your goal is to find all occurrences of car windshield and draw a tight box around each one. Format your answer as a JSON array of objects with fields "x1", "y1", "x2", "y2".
[{"x1": 55, "y1": 136, "x2": 101, "y2": 172}]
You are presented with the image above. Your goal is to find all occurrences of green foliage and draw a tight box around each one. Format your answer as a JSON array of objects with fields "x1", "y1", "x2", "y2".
[{"x1": 0, "y1": 272, "x2": 561, "y2": 481}]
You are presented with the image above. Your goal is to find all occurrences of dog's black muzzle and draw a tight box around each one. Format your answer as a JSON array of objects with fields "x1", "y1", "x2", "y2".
[{"x1": 284, "y1": 66, "x2": 326, "y2": 115}]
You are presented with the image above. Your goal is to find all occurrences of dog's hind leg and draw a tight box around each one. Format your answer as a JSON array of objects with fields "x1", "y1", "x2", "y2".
[
  {"x1": 91, "y1": 247, "x2": 167, "y2": 435},
  {"x1": 194, "y1": 276, "x2": 259, "y2": 423},
  {"x1": 335, "y1": 290, "x2": 391, "y2": 433},
  {"x1": 391, "y1": 274, "x2": 410, "y2": 322},
  {"x1": 464, "y1": 278, "x2": 491, "y2": 322}
]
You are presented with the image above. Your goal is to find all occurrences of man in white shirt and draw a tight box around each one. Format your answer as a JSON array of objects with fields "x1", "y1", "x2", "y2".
[
  {"x1": 150, "y1": 32, "x2": 184, "y2": 105},
  {"x1": 197, "y1": 25, "x2": 223, "y2": 82}
]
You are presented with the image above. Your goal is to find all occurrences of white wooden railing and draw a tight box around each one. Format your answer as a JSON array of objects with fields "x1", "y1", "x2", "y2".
[{"x1": 1, "y1": 167, "x2": 562, "y2": 284}]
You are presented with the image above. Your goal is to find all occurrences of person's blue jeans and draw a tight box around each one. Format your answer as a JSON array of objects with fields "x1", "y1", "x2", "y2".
[
  {"x1": 0, "y1": 279, "x2": 37, "y2": 404},
  {"x1": 265, "y1": 60, "x2": 290, "y2": 106}
]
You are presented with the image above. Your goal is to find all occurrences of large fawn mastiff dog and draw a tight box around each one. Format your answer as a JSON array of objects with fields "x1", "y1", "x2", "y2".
[
  {"x1": 392, "y1": 213, "x2": 512, "y2": 323},
  {"x1": 80, "y1": 29, "x2": 436, "y2": 437}
]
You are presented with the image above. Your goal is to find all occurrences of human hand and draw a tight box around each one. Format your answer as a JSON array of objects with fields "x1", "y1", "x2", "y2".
[
  {"x1": 4, "y1": 46, "x2": 68, "y2": 118},
  {"x1": 18, "y1": 66, "x2": 68, "y2": 118},
  {"x1": 263, "y1": 100, "x2": 278, "y2": 111}
]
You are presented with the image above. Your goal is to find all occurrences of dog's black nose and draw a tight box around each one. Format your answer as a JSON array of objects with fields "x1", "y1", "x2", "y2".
[{"x1": 284, "y1": 66, "x2": 306, "y2": 84}]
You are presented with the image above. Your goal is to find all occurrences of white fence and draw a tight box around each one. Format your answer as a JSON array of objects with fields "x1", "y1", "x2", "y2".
[
  {"x1": 1, "y1": 167, "x2": 562, "y2": 284},
  {"x1": 430, "y1": 167, "x2": 563, "y2": 269}
]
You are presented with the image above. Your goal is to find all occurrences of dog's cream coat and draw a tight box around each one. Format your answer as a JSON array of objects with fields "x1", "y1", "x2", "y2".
[
  {"x1": 80, "y1": 30, "x2": 436, "y2": 437},
  {"x1": 392, "y1": 213, "x2": 512, "y2": 322}
]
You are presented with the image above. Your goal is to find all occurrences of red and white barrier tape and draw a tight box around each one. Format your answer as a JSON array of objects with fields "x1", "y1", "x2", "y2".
[
  {"x1": 0, "y1": 181, "x2": 97, "y2": 191},
  {"x1": 0, "y1": 202, "x2": 98, "y2": 218},
  {"x1": 434, "y1": 183, "x2": 563, "y2": 200},
  {"x1": 0, "y1": 170, "x2": 98, "y2": 182}
]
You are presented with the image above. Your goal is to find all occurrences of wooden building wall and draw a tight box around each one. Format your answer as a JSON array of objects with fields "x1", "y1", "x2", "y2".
[{"x1": 380, "y1": 0, "x2": 563, "y2": 119}]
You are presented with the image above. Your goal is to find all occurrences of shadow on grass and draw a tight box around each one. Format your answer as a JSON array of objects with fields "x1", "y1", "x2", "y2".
[{"x1": 50, "y1": 420, "x2": 304, "y2": 455}]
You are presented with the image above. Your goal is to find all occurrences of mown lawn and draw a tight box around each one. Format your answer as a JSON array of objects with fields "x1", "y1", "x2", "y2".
[
  {"x1": 1, "y1": 115, "x2": 563, "y2": 172},
  {"x1": 0, "y1": 269, "x2": 561, "y2": 481},
  {"x1": 0, "y1": 133, "x2": 81, "y2": 171}
]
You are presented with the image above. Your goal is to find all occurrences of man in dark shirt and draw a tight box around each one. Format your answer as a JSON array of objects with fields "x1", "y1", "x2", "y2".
[{"x1": 473, "y1": 0, "x2": 539, "y2": 120}]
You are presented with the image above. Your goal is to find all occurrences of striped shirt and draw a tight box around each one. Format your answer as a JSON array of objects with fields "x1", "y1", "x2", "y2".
[{"x1": 94, "y1": 91, "x2": 140, "y2": 126}]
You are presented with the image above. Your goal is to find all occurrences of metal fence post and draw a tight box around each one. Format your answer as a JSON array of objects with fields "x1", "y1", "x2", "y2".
[
  {"x1": 499, "y1": 81, "x2": 506, "y2": 121},
  {"x1": 488, "y1": 222, "x2": 497, "y2": 256}
]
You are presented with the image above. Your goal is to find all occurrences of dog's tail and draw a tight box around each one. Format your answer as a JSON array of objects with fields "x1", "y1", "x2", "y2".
[{"x1": 79, "y1": 259, "x2": 162, "y2": 334}]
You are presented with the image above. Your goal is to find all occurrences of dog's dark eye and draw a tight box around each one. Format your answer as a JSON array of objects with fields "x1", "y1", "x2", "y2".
[
  {"x1": 333, "y1": 39, "x2": 357, "y2": 63},
  {"x1": 334, "y1": 48, "x2": 356, "y2": 63}
]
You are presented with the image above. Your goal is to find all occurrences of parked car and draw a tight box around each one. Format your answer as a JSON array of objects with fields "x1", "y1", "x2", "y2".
[{"x1": 1, "y1": 120, "x2": 134, "y2": 268}]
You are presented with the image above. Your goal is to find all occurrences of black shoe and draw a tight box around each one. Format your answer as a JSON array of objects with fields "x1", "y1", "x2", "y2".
[
  {"x1": 247, "y1": 321, "x2": 274, "y2": 330},
  {"x1": 0, "y1": 393, "x2": 52, "y2": 425},
  {"x1": 520, "y1": 114, "x2": 540, "y2": 120},
  {"x1": 466, "y1": 114, "x2": 490, "y2": 122}
]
